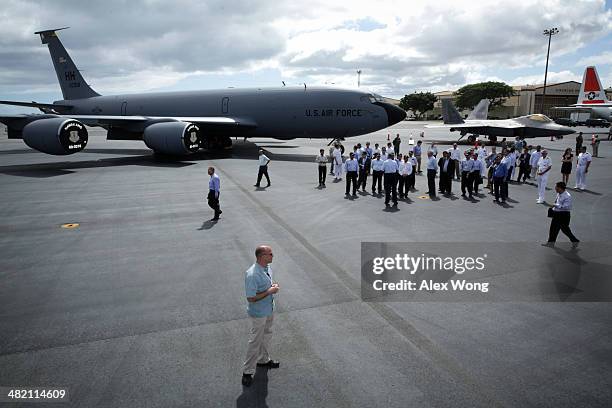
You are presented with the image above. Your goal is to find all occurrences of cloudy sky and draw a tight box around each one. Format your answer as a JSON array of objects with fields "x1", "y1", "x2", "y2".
[{"x1": 1, "y1": 0, "x2": 611, "y2": 113}]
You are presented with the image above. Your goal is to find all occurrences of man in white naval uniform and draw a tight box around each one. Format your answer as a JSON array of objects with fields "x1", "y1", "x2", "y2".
[
  {"x1": 575, "y1": 146, "x2": 592, "y2": 190},
  {"x1": 477, "y1": 144, "x2": 487, "y2": 177},
  {"x1": 536, "y1": 150, "x2": 552, "y2": 204},
  {"x1": 333, "y1": 144, "x2": 343, "y2": 181},
  {"x1": 529, "y1": 145, "x2": 542, "y2": 180}
]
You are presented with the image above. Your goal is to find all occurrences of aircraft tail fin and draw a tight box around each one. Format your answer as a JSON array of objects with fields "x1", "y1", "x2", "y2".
[
  {"x1": 467, "y1": 99, "x2": 489, "y2": 120},
  {"x1": 441, "y1": 99, "x2": 464, "y2": 124},
  {"x1": 577, "y1": 66, "x2": 607, "y2": 105},
  {"x1": 34, "y1": 28, "x2": 100, "y2": 100}
]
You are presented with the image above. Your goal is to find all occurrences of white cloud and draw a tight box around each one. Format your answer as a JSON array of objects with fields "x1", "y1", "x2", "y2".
[
  {"x1": 0, "y1": 0, "x2": 610, "y2": 102},
  {"x1": 509, "y1": 70, "x2": 581, "y2": 86},
  {"x1": 576, "y1": 51, "x2": 612, "y2": 67}
]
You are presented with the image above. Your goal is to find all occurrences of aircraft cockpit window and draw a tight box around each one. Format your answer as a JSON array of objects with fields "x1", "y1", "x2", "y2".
[
  {"x1": 365, "y1": 93, "x2": 385, "y2": 103},
  {"x1": 527, "y1": 114, "x2": 552, "y2": 123}
]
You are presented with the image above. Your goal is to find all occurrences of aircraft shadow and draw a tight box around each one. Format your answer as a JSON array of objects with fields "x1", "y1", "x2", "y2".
[
  {"x1": 0, "y1": 140, "x2": 385, "y2": 177},
  {"x1": 1, "y1": 169, "x2": 76, "y2": 178},
  {"x1": 0, "y1": 155, "x2": 196, "y2": 177},
  {"x1": 256, "y1": 145, "x2": 300, "y2": 149}
]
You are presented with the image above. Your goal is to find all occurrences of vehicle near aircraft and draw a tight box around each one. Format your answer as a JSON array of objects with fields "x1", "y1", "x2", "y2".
[
  {"x1": 570, "y1": 112, "x2": 590, "y2": 126},
  {"x1": 0, "y1": 28, "x2": 406, "y2": 156},
  {"x1": 585, "y1": 118, "x2": 610, "y2": 128},
  {"x1": 554, "y1": 117, "x2": 577, "y2": 127},
  {"x1": 553, "y1": 66, "x2": 612, "y2": 121},
  {"x1": 426, "y1": 99, "x2": 575, "y2": 143}
]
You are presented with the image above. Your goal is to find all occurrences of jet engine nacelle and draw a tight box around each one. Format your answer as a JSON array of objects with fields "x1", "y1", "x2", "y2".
[
  {"x1": 143, "y1": 122, "x2": 202, "y2": 155},
  {"x1": 22, "y1": 118, "x2": 88, "y2": 155}
]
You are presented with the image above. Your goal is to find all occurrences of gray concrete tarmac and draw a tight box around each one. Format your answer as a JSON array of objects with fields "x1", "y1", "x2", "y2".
[{"x1": 1, "y1": 122, "x2": 611, "y2": 407}]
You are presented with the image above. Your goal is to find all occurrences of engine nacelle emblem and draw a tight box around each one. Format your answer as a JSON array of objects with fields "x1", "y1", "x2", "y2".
[{"x1": 184, "y1": 124, "x2": 201, "y2": 152}]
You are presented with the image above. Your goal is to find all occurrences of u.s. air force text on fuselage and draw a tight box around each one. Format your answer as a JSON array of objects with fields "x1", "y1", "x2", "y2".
[{"x1": 305, "y1": 108, "x2": 363, "y2": 117}]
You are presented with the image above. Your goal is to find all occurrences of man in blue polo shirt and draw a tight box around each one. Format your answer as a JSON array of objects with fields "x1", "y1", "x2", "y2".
[
  {"x1": 207, "y1": 167, "x2": 221, "y2": 220},
  {"x1": 242, "y1": 245, "x2": 280, "y2": 387},
  {"x1": 414, "y1": 140, "x2": 423, "y2": 174},
  {"x1": 383, "y1": 152, "x2": 399, "y2": 206}
]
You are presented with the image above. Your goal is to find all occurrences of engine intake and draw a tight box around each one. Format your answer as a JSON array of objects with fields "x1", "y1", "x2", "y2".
[
  {"x1": 143, "y1": 122, "x2": 202, "y2": 155},
  {"x1": 22, "y1": 118, "x2": 88, "y2": 155}
]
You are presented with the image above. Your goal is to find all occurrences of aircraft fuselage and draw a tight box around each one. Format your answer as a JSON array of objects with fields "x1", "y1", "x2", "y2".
[{"x1": 58, "y1": 87, "x2": 403, "y2": 139}]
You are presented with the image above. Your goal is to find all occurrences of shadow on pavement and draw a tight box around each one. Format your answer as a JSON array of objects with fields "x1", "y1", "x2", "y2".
[{"x1": 236, "y1": 366, "x2": 269, "y2": 408}]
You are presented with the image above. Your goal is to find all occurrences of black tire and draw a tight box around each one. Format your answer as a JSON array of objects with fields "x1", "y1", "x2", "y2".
[{"x1": 467, "y1": 135, "x2": 476, "y2": 144}]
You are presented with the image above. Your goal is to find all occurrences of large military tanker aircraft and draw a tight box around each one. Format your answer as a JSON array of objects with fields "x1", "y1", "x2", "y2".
[{"x1": 0, "y1": 28, "x2": 406, "y2": 156}]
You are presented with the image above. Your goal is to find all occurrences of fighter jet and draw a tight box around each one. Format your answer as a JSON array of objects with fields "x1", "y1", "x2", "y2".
[
  {"x1": 0, "y1": 28, "x2": 406, "y2": 156},
  {"x1": 426, "y1": 98, "x2": 575, "y2": 143},
  {"x1": 553, "y1": 66, "x2": 612, "y2": 121}
]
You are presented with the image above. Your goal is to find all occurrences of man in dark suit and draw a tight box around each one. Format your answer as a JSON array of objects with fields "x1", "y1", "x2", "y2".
[{"x1": 438, "y1": 150, "x2": 455, "y2": 195}]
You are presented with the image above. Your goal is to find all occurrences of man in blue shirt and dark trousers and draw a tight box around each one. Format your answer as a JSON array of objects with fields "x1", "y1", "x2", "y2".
[
  {"x1": 492, "y1": 155, "x2": 508, "y2": 203},
  {"x1": 383, "y1": 152, "x2": 399, "y2": 206},
  {"x1": 207, "y1": 167, "x2": 222, "y2": 220},
  {"x1": 426, "y1": 151, "x2": 437, "y2": 198},
  {"x1": 242, "y1": 245, "x2": 280, "y2": 387}
]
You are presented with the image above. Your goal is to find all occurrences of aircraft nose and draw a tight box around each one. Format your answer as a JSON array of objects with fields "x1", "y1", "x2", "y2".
[
  {"x1": 379, "y1": 102, "x2": 407, "y2": 126},
  {"x1": 559, "y1": 126, "x2": 576, "y2": 136}
]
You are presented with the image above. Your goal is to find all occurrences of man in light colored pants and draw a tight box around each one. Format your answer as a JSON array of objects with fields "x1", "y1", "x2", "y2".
[
  {"x1": 242, "y1": 245, "x2": 280, "y2": 387},
  {"x1": 530, "y1": 146, "x2": 542, "y2": 180},
  {"x1": 536, "y1": 150, "x2": 551, "y2": 204},
  {"x1": 333, "y1": 145, "x2": 343, "y2": 180},
  {"x1": 575, "y1": 147, "x2": 592, "y2": 190},
  {"x1": 243, "y1": 315, "x2": 274, "y2": 376}
]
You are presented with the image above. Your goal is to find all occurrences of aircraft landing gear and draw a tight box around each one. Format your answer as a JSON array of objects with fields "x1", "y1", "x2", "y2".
[
  {"x1": 467, "y1": 134, "x2": 476, "y2": 144},
  {"x1": 201, "y1": 135, "x2": 233, "y2": 150},
  {"x1": 327, "y1": 137, "x2": 345, "y2": 146}
]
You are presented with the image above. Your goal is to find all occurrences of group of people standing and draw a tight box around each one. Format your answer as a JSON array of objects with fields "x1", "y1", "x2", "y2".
[
  {"x1": 325, "y1": 140, "x2": 423, "y2": 206},
  {"x1": 319, "y1": 136, "x2": 595, "y2": 207},
  {"x1": 203, "y1": 135, "x2": 596, "y2": 251}
]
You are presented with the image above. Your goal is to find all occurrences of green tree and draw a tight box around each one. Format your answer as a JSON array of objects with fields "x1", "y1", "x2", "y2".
[
  {"x1": 399, "y1": 92, "x2": 437, "y2": 120},
  {"x1": 454, "y1": 81, "x2": 514, "y2": 110}
]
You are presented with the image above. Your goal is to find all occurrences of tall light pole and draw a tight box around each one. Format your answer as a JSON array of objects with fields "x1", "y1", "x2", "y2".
[
  {"x1": 540, "y1": 27, "x2": 559, "y2": 115},
  {"x1": 356, "y1": 70, "x2": 362, "y2": 88}
]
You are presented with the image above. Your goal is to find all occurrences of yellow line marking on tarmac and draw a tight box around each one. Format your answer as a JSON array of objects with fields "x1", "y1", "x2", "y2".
[{"x1": 60, "y1": 223, "x2": 80, "y2": 229}]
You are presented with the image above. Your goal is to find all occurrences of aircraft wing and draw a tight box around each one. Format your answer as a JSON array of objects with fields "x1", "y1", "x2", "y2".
[
  {"x1": 0, "y1": 113, "x2": 257, "y2": 128},
  {"x1": 62, "y1": 115, "x2": 256, "y2": 128},
  {"x1": 426, "y1": 120, "x2": 522, "y2": 130},
  {"x1": 0, "y1": 100, "x2": 72, "y2": 110},
  {"x1": 552, "y1": 106, "x2": 593, "y2": 111}
]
